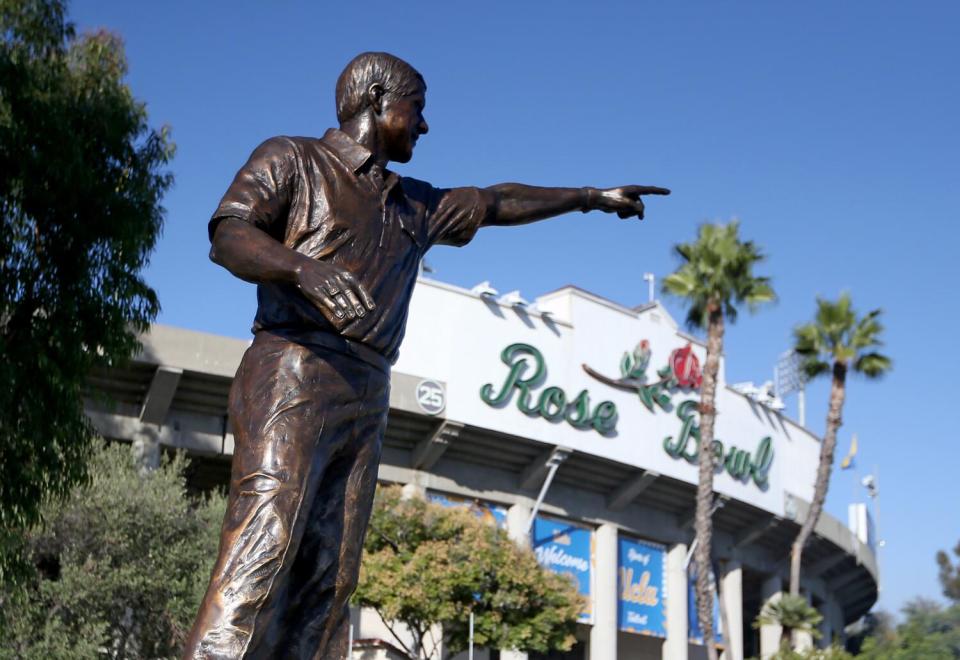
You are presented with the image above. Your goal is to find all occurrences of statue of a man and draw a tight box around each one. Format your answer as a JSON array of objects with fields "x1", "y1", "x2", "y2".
[{"x1": 184, "y1": 52, "x2": 668, "y2": 659}]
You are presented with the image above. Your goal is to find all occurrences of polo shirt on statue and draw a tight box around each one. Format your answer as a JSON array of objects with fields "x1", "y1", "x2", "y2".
[{"x1": 210, "y1": 128, "x2": 494, "y2": 363}]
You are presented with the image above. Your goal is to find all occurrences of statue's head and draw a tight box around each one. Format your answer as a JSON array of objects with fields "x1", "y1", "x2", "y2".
[{"x1": 336, "y1": 52, "x2": 428, "y2": 163}]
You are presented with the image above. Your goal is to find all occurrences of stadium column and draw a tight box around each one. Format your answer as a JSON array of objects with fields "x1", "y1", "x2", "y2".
[
  {"x1": 664, "y1": 543, "x2": 688, "y2": 660},
  {"x1": 506, "y1": 502, "x2": 532, "y2": 548},
  {"x1": 793, "y1": 591, "x2": 814, "y2": 651},
  {"x1": 132, "y1": 428, "x2": 160, "y2": 472},
  {"x1": 759, "y1": 574, "x2": 783, "y2": 659},
  {"x1": 502, "y1": 502, "x2": 532, "y2": 660},
  {"x1": 401, "y1": 482, "x2": 426, "y2": 500},
  {"x1": 590, "y1": 523, "x2": 618, "y2": 660},
  {"x1": 821, "y1": 596, "x2": 843, "y2": 646},
  {"x1": 720, "y1": 561, "x2": 743, "y2": 660},
  {"x1": 830, "y1": 597, "x2": 845, "y2": 646}
]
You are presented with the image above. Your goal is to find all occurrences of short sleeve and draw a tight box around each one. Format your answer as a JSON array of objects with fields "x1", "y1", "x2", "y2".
[
  {"x1": 424, "y1": 186, "x2": 496, "y2": 248},
  {"x1": 208, "y1": 137, "x2": 299, "y2": 242}
]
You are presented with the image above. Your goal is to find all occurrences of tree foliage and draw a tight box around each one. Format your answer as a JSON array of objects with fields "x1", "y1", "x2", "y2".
[
  {"x1": 788, "y1": 293, "x2": 891, "y2": 597},
  {"x1": 748, "y1": 595, "x2": 855, "y2": 660},
  {"x1": 793, "y1": 293, "x2": 891, "y2": 382},
  {"x1": 748, "y1": 645, "x2": 853, "y2": 660},
  {"x1": 0, "y1": 0, "x2": 173, "y2": 579},
  {"x1": 937, "y1": 540, "x2": 960, "y2": 604},
  {"x1": 755, "y1": 594, "x2": 823, "y2": 642},
  {"x1": 662, "y1": 220, "x2": 776, "y2": 330},
  {"x1": 858, "y1": 598, "x2": 960, "y2": 659},
  {"x1": 0, "y1": 442, "x2": 226, "y2": 659},
  {"x1": 353, "y1": 486, "x2": 582, "y2": 659},
  {"x1": 663, "y1": 220, "x2": 774, "y2": 659}
]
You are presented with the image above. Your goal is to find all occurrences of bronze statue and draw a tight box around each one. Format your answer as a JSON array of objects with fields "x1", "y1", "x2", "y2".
[{"x1": 184, "y1": 52, "x2": 669, "y2": 659}]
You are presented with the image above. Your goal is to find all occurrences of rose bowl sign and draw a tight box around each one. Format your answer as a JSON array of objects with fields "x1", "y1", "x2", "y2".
[{"x1": 479, "y1": 340, "x2": 775, "y2": 490}]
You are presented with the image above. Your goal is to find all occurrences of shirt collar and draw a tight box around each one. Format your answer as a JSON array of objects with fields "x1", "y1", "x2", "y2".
[{"x1": 321, "y1": 128, "x2": 375, "y2": 173}]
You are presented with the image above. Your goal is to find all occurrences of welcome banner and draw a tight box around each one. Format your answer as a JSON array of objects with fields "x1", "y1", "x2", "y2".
[{"x1": 532, "y1": 516, "x2": 594, "y2": 621}]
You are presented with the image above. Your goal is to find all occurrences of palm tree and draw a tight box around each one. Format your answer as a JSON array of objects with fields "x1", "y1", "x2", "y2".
[
  {"x1": 663, "y1": 221, "x2": 775, "y2": 658},
  {"x1": 754, "y1": 593, "x2": 823, "y2": 653},
  {"x1": 789, "y1": 294, "x2": 891, "y2": 597}
]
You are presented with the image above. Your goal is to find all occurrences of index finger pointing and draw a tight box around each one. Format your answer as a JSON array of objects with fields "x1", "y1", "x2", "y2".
[{"x1": 638, "y1": 186, "x2": 671, "y2": 196}]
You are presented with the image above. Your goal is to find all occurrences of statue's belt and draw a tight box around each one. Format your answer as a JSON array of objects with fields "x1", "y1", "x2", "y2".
[{"x1": 263, "y1": 328, "x2": 391, "y2": 374}]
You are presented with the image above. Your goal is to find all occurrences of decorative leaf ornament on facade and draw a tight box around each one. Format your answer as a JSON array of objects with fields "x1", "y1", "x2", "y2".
[
  {"x1": 583, "y1": 339, "x2": 773, "y2": 489},
  {"x1": 582, "y1": 340, "x2": 703, "y2": 412}
]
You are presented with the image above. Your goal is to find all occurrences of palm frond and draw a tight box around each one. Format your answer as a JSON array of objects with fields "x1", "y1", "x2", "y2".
[
  {"x1": 793, "y1": 323, "x2": 825, "y2": 357},
  {"x1": 801, "y1": 358, "x2": 831, "y2": 380},
  {"x1": 662, "y1": 220, "x2": 774, "y2": 330},
  {"x1": 754, "y1": 594, "x2": 823, "y2": 637},
  {"x1": 745, "y1": 278, "x2": 777, "y2": 311},
  {"x1": 793, "y1": 294, "x2": 891, "y2": 382},
  {"x1": 850, "y1": 309, "x2": 885, "y2": 350},
  {"x1": 854, "y1": 351, "x2": 892, "y2": 379}
]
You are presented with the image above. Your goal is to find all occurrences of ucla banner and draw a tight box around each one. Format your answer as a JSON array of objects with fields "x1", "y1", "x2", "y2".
[
  {"x1": 532, "y1": 516, "x2": 594, "y2": 621},
  {"x1": 426, "y1": 491, "x2": 507, "y2": 529},
  {"x1": 687, "y1": 568, "x2": 724, "y2": 646},
  {"x1": 617, "y1": 537, "x2": 667, "y2": 637}
]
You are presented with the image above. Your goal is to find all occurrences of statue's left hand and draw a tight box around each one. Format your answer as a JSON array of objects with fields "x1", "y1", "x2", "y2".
[{"x1": 590, "y1": 185, "x2": 671, "y2": 220}]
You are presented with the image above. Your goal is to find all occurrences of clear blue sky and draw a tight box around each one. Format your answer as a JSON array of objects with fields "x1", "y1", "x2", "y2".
[{"x1": 72, "y1": 0, "x2": 959, "y2": 615}]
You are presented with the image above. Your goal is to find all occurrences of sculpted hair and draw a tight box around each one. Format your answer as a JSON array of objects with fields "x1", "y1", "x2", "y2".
[{"x1": 336, "y1": 52, "x2": 425, "y2": 123}]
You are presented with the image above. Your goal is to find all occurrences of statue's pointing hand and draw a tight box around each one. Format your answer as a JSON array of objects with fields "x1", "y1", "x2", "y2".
[
  {"x1": 587, "y1": 185, "x2": 671, "y2": 220},
  {"x1": 295, "y1": 261, "x2": 376, "y2": 329}
]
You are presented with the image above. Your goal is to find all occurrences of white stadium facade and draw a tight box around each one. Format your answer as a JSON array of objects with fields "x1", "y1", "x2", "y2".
[{"x1": 84, "y1": 277, "x2": 878, "y2": 660}]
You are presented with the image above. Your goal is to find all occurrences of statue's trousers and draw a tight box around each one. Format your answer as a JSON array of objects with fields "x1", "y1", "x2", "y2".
[{"x1": 183, "y1": 330, "x2": 389, "y2": 659}]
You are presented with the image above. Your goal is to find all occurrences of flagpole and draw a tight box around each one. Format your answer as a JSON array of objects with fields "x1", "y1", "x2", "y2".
[{"x1": 873, "y1": 464, "x2": 882, "y2": 595}]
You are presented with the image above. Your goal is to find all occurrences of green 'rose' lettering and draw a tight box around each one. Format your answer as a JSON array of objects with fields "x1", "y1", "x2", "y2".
[
  {"x1": 538, "y1": 387, "x2": 567, "y2": 421},
  {"x1": 566, "y1": 390, "x2": 592, "y2": 428},
  {"x1": 480, "y1": 343, "x2": 544, "y2": 410},
  {"x1": 481, "y1": 343, "x2": 617, "y2": 434},
  {"x1": 592, "y1": 401, "x2": 618, "y2": 435}
]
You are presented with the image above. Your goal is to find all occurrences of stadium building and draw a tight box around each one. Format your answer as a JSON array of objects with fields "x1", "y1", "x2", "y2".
[{"x1": 84, "y1": 277, "x2": 878, "y2": 660}]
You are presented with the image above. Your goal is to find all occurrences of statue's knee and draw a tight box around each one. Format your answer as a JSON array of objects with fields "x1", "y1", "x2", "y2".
[{"x1": 237, "y1": 471, "x2": 284, "y2": 496}]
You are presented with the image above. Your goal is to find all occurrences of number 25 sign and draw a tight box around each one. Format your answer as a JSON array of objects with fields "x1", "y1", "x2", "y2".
[{"x1": 416, "y1": 379, "x2": 446, "y2": 415}]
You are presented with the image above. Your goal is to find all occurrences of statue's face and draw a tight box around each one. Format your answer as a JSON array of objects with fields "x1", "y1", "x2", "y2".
[{"x1": 378, "y1": 83, "x2": 428, "y2": 164}]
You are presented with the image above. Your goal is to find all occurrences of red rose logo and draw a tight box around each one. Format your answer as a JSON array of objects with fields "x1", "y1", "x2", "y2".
[{"x1": 670, "y1": 343, "x2": 702, "y2": 389}]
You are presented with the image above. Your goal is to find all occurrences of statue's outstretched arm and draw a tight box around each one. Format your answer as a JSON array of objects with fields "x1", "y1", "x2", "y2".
[{"x1": 484, "y1": 183, "x2": 670, "y2": 226}]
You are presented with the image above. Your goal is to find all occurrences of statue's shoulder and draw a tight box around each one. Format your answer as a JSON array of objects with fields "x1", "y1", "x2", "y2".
[
  {"x1": 245, "y1": 135, "x2": 305, "y2": 161},
  {"x1": 398, "y1": 175, "x2": 435, "y2": 199}
]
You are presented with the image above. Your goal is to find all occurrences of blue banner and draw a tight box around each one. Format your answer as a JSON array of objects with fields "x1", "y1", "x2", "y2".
[
  {"x1": 426, "y1": 491, "x2": 507, "y2": 529},
  {"x1": 617, "y1": 537, "x2": 667, "y2": 637},
  {"x1": 532, "y1": 516, "x2": 593, "y2": 621},
  {"x1": 687, "y1": 568, "x2": 723, "y2": 646}
]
